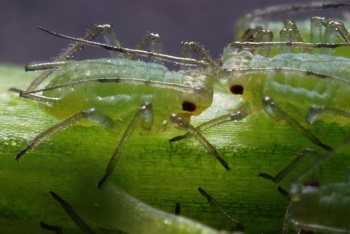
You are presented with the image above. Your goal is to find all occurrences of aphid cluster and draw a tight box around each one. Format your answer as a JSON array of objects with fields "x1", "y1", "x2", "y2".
[{"x1": 10, "y1": 0, "x2": 350, "y2": 233}]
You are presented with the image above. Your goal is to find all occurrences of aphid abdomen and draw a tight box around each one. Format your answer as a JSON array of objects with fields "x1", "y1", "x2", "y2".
[
  {"x1": 249, "y1": 53, "x2": 350, "y2": 122},
  {"x1": 41, "y1": 59, "x2": 182, "y2": 123}
]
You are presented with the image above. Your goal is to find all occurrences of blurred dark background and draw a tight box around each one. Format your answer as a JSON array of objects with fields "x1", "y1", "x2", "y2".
[{"x1": 0, "y1": 0, "x2": 344, "y2": 64}]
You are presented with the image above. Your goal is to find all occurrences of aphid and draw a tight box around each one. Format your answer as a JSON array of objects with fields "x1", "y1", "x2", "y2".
[
  {"x1": 170, "y1": 1, "x2": 350, "y2": 155},
  {"x1": 261, "y1": 139, "x2": 350, "y2": 233},
  {"x1": 43, "y1": 19, "x2": 350, "y2": 160},
  {"x1": 11, "y1": 25, "x2": 230, "y2": 188}
]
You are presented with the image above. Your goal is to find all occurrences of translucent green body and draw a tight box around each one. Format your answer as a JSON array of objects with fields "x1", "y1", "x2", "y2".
[
  {"x1": 220, "y1": 50, "x2": 350, "y2": 125},
  {"x1": 289, "y1": 183, "x2": 350, "y2": 233},
  {"x1": 40, "y1": 58, "x2": 214, "y2": 133}
]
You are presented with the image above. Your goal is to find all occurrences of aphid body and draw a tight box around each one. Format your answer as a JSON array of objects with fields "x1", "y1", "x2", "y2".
[
  {"x1": 38, "y1": 58, "x2": 213, "y2": 133},
  {"x1": 219, "y1": 48, "x2": 350, "y2": 126},
  {"x1": 13, "y1": 25, "x2": 231, "y2": 188}
]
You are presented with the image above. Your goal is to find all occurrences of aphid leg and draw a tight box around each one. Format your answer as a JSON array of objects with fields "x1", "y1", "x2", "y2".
[
  {"x1": 311, "y1": 17, "x2": 350, "y2": 54},
  {"x1": 129, "y1": 33, "x2": 163, "y2": 62},
  {"x1": 306, "y1": 105, "x2": 350, "y2": 124},
  {"x1": 169, "y1": 113, "x2": 230, "y2": 170},
  {"x1": 170, "y1": 102, "x2": 251, "y2": 142},
  {"x1": 180, "y1": 42, "x2": 220, "y2": 69},
  {"x1": 198, "y1": 187, "x2": 242, "y2": 230},
  {"x1": 15, "y1": 108, "x2": 118, "y2": 161},
  {"x1": 49, "y1": 191, "x2": 95, "y2": 234},
  {"x1": 27, "y1": 25, "x2": 121, "y2": 92},
  {"x1": 13, "y1": 101, "x2": 154, "y2": 187},
  {"x1": 280, "y1": 20, "x2": 311, "y2": 54},
  {"x1": 9, "y1": 87, "x2": 58, "y2": 106},
  {"x1": 98, "y1": 102, "x2": 154, "y2": 187},
  {"x1": 259, "y1": 148, "x2": 318, "y2": 184},
  {"x1": 262, "y1": 97, "x2": 333, "y2": 152},
  {"x1": 294, "y1": 137, "x2": 350, "y2": 185},
  {"x1": 40, "y1": 221, "x2": 63, "y2": 234},
  {"x1": 250, "y1": 29, "x2": 273, "y2": 56},
  {"x1": 175, "y1": 202, "x2": 181, "y2": 216}
]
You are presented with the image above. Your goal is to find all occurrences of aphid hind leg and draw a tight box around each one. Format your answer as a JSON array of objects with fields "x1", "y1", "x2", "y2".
[
  {"x1": 262, "y1": 97, "x2": 333, "y2": 152},
  {"x1": 49, "y1": 191, "x2": 95, "y2": 234},
  {"x1": 27, "y1": 25, "x2": 122, "y2": 92}
]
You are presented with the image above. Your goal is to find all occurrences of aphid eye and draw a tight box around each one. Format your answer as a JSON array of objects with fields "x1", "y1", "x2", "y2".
[
  {"x1": 230, "y1": 85, "x2": 244, "y2": 95},
  {"x1": 182, "y1": 101, "x2": 197, "y2": 112}
]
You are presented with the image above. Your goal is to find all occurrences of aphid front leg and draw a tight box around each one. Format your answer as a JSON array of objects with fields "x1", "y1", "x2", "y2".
[
  {"x1": 170, "y1": 102, "x2": 252, "y2": 142},
  {"x1": 169, "y1": 114, "x2": 230, "y2": 170}
]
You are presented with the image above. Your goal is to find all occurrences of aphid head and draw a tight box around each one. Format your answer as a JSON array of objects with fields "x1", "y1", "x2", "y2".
[
  {"x1": 179, "y1": 70, "x2": 214, "y2": 121},
  {"x1": 217, "y1": 67, "x2": 263, "y2": 109}
]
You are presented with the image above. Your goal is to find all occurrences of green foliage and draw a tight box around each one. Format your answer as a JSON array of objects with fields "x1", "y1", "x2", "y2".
[{"x1": 1, "y1": 64, "x2": 350, "y2": 233}]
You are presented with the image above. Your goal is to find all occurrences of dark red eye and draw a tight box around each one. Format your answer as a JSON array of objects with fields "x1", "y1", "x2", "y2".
[
  {"x1": 182, "y1": 101, "x2": 196, "y2": 112},
  {"x1": 230, "y1": 85, "x2": 244, "y2": 95}
]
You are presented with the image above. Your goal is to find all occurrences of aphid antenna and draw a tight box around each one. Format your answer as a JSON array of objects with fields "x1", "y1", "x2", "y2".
[
  {"x1": 37, "y1": 26, "x2": 209, "y2": 68},
  {"x1": 230, "y1": 67, "x2": 350, "y2": 86},
  {"x1": 18, "y1": 78, "x2": 203, "y2": 96},
  {"x1": 232, "y1": 41, "x2": 350, "y2": 50}
]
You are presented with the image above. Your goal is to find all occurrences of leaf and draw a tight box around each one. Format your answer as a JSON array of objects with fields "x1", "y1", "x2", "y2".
[{"x1": 1, "y1": 64, "x2": 349, "y2": 233}]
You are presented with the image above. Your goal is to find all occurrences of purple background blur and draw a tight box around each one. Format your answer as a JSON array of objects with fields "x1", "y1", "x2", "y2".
[{"x1": 0, "y1": 0, "x2": 340, "y2": 64}]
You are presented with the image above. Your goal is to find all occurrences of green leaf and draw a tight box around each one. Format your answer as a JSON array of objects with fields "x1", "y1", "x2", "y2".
[{"x1": 1, "y1": 64, "x2": 349, "y2": 233}]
